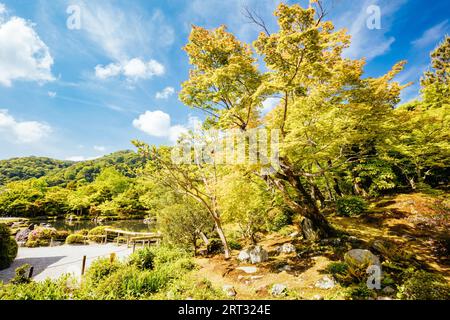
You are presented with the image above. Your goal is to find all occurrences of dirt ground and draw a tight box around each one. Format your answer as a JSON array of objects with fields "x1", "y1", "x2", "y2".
[{"x1": 193, "y1": 193, "x2": 450, "y2": 299}]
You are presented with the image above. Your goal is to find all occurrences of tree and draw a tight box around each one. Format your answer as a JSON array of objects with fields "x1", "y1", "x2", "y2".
[
  {"x1": 133, "y1": 142, "x2": 232, "y2": 259},
  {"x1": 180, "y1": 3, "x2": 407, "y2": 240}
]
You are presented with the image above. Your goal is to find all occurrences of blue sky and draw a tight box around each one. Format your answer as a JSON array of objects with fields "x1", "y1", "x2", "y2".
[{"x1": 0, "y1": 0, "x2": 448, "y2": 160}]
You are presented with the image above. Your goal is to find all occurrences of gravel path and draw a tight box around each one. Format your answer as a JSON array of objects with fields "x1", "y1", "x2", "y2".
[{"x1": 0, "y1": 244, "x2": 133, "y2": 283}]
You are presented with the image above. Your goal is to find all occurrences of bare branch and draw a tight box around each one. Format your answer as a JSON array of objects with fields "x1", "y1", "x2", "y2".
[{"x1": 243, "y1": 6, "x2": 270, "y2": 36}]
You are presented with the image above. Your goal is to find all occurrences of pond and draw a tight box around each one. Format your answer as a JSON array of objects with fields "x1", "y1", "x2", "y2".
[{"x1": 31, "y1": 218, "x2": 157, "y2": 233}]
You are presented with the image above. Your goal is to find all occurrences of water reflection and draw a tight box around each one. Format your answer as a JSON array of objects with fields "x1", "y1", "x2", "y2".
[{"x1": 31, "y1": 219, "x2": 156, "y2": 233}]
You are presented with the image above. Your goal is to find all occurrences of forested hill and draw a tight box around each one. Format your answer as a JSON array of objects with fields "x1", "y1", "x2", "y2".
[
  {"x1": 0, "y1": 150, "x2": 145, "y2": 187},
  {"x1": 0, "y1": 157, "x2": 73, "y2": 185}
]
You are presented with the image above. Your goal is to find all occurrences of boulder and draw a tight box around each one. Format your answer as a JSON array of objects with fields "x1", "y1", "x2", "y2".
[
  {"x1": 249, "y1": 246, "x2": 268, "y2": 264},
  {"x1": 277, "y1": 243, "x2": 296, "y2": 254},
  {"x1": 15, "y1": 228, "x2": 32, "y2": 242},
  {"x1": 315, "y1": 276, "x2": 336, "y2": 289},
  {"x1": 238, "y1": 249, "x2": 251, "y2": 262},
  {"x1": 222, "y1": 285, "x2": 236, "y2": 297},
  {"x1": 344, "y1": 249, "x2": 380, "y2": 269},
  {"x1": 239, "y1": 246, "x2": 268, "y2": 264},
  {"x1": 270, "y1": 284, "x2": 287, "y2": 296}
]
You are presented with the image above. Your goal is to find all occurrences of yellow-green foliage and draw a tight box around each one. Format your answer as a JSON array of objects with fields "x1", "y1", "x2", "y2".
[{"x1": 65, "y1": 234, "x2": 86, "y2": 245}]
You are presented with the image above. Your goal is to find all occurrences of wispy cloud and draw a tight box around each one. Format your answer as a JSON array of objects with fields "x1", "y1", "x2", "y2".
[
  {"x1": 333, "y1": 0, "x2": 406, "y2": 61},
  {"x1": 411, "y1": 20, "x2": 448, "y2": 48},
  {"x1": 156, "y1": 87, "x2": 175, "y2": 100}
]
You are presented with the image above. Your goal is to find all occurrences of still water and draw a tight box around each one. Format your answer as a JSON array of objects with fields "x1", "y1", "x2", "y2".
[{"x1": 31, "y1": 219, "x2": 156, "y2": 233}]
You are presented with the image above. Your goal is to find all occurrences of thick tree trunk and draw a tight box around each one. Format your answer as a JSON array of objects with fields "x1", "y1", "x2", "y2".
[
  {"x1": 273, "y1": 162, "x2": 334, "y2": 240},
  {"x1": 213, "y1": 216, "x2": 230, "y2": 259}
]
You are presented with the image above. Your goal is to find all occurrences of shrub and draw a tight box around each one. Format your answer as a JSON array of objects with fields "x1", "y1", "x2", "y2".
[
  {"x1": 88, "y1": 226, "x2": 108, "y2": 243},
  {"x1": 75, "y1": 229, "x2": 89, "y2": 236},
  {"x1": 65, "y1": 234, "x2": 86, "y2": 245},
  {"x1": 27, "y1": 227, "x2": 57, "y2": 243},
  {"x1": 345, "y1": 283, "x2": 377, "y2": 300},
  {"x1": 0, "y1": 276, "x2": 75, "y2": 300},
  {"x1": 128, "y1": 247, "x2": 155, "y2": 270},
  {"x1": 56, "y1": 230, "x2": 70, "y2": 241},
  {"x1": 93, "y1": 266, "x2": 170, "y2": 299},
  {"x1": 397, "y1": 270, "x2": 450, "y2": 300},
  {"x1": 228, "y1": 239, "x2": 242, "y2": 250},
  {"x1": 0, "y1": 224, "x2": 18, "y2": 270},
  {"x1": 11, "y1": 264, "x2": 31, "y2": 285},
  {"x1": 336, "y1": 196, "x2": 368, "y2": 217},
  {"x1": 267, "y1": 208, "x2": 292, "y2": 231},
  {"x1": 206, "y1": 238, "x2": 223, "y2": 254},
  {"x1": 326, "y1": 261, "x2": 349, "y2": 276},
  {"x1": 83, "y1": 258, "x2": 122, "y2": 286}
]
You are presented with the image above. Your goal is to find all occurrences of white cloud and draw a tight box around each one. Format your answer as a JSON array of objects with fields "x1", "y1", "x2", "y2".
[
  {"x1": 0, "y1": 109, "x2": 52, "y2": 143},
  {"x1": 48, "y1": 91, "x2": 57, "y2": 98},
  {"x1": 66, "y1": 155, "x2": 100, "y2": 162},
  {"x1": 0, "y1": 3, "x2": 6, "y2": 15},
  {"x1": 133, "y1": 110, "x2": 171, "y2": 138},
  {"x1": 93, "y1": 145, "x2": 106, "y2": 152},
  {"x1": 95, "y1": 58, "x2": 165, "y2": 81},
  {"x1": 156, "y1": 87, "x2": 175, "y2": 99},
  {"x1": 133, "y1": 110, "x2": 201, "y2": 143},
  {"x1": 0, "y1": 9, "x2": 54, "y2": 87},
  {"x1": 334, "y1": 0, "x2": 406, "y2": 61},
  {"x1": 412, "y1": 20, "x2": 449, "y2": 48}
]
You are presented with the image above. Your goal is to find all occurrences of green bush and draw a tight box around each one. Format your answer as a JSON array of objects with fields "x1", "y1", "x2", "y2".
[
  {"x1": 206, "y1": 238, "x2": 223, "y2": 254},
  {"x1": 89, "y1": 266, "x2": 170, "y2": 299},
  {"x1": 345, "y1": 283, "x2": 377, "y2": 300},
  {"x1": 83, "y1": 258, "x2": 123, "y2": 286},
  {"x1": 88, "y1": 226, "x2": 108, "y2": 243},
  {"x1": 75, "y1": 229, "x2": 89, "y2": 236},
  {"x1": 26, "y1": 227, "x2": 57, "y2": 247},
  {"x1": 0, "y1": 276, "x2": 76, "y2": 300},
  {"x1": 0, "y1": 224, "x2": 18, "y2": 270},
  {"x1": 268, "y1": 209, "x2": 292, "y2": 231},
  {"x1": 128, "y1": 247, "x2": 155, "y2": 270},
  {"x1": 336, "y1": 196, "x2": 368, "y2": 217},
  {"x1": 11, "y1": 264, "x2": 31, "y2": 285},
  {"x1": 228, "y1": 239, "x2": 242, "y2": 250},
  {"x1": 397, "y1": 270, "x2": 450, "y2": 300},
  {"x1": 326, "y1": 261, "x2": 349, "y2": 276},
  {"x1": 65, "y1": 234, "x2": 86, "y2": 245},
  {"x1": 56, "y1": 230, "x2": 70, "y2": 241}
]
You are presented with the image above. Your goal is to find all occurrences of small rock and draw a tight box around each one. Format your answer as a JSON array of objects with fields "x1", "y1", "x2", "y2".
[
  {"x1": 344, "y1": 249, "x2": 380, "y2": 269},
  {"x1": 236, "y1": 266, "x2": 258, "y2": 274},
  {"x1": 222, "y1": 285, "x2": 237, "y2": 297},
  {"x1": 255, "y1": 285, "x2": 268, "y2": 294},
  {"x1": 382, "y1": 286, "x2": 395, "y2": 294},
  {"x1": 277, "y1": 243, "x2": 296, "y2": 254},
  {"x1": 315, "y1": 276, "x2": 336, "y2": 289},
  {"x1": 313, "y1": 294, "x2": 324, "y2": 300},
  {"x1": 270, "y1": 284, "x2": 287, "y2": 296},
  {"x1": 289, "y1": 231, "x2": 299, "y2": 238},
  {"x1": 377, "y1": 296, "x2": 393, "y2": 300},
  {"x1": 250, "y1": 275, "x2": 264, "y2": 280},
  {"x1": 278, "y1": 265, "x2": 292, "y2": 272}
]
